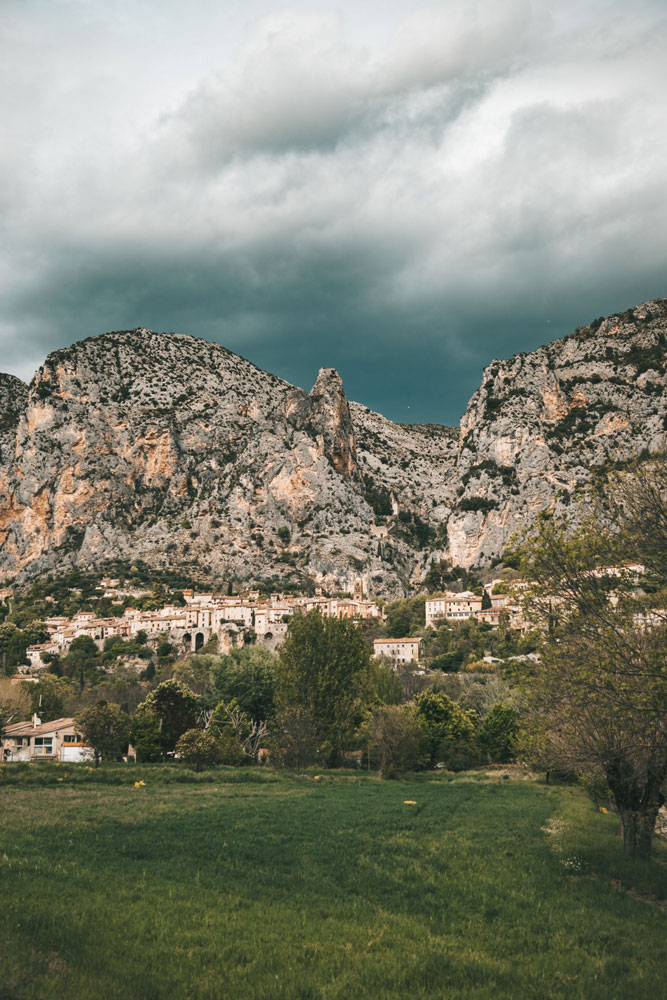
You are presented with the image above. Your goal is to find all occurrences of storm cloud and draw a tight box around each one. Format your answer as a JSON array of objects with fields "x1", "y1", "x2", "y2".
[{"x1": 1, "y1": 0, "x2": 666, "y2": 422}]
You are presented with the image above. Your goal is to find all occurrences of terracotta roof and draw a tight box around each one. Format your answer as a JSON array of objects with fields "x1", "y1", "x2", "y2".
[
  {"x1": 3, "y1": 717, "x2": 76, "y2": 737},
  {"x1": 373, "y1": 637, "x2": 422, "y2": 644}
]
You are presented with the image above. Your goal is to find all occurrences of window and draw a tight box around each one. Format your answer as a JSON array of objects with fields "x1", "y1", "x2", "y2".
[
  {"x1": 63, "y1": 734, "x2": 78, "y2": 743},
  {"x1": 33, "y1": 737, "x2": 53, "y2": 756}
]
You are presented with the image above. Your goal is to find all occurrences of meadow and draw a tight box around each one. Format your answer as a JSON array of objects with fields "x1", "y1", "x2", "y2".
[{"x1": 1, "y1": 765, "x2": 665, "y2": 1000}]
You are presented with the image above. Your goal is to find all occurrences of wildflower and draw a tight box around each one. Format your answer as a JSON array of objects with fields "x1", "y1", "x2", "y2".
[
  {"x1": 57, "y1": 778, "x2": 64, "y2": 782},
  {"x1": 313, "y1": 775, "x2": 322, "y2": 781},
  {"x1": 599, "y1": 806, "x2": 609, "y2": 814},
  {"x1": 134, "y1": 780, "x2": 146, "y2": 788},
  {"x1": 404, "y1": 800, "x2": 417, "y2": 806}
]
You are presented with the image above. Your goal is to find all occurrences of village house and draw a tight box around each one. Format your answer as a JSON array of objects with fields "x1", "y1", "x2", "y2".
[
  {"x1": 373, "y1": 637, "x2": 422, "y2": 665},
  {"x1": 425, "y1": 597, "x2": 450, "y2": 626},
  {"x1": 444, "y1": 592, "x2": 484, "y2": 620},
  {"x1": 2, "y1": 715, "x2": 92, "y2": 763}
]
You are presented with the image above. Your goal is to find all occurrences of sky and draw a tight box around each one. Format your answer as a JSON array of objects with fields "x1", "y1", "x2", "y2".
[{"x1": 1, "y1": 0, "x2": 666, "y2": 425}]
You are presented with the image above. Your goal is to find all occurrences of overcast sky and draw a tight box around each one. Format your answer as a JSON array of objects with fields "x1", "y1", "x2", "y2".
[{"x1": 1, "y1": 0, "x2": 666, "y2": 423}]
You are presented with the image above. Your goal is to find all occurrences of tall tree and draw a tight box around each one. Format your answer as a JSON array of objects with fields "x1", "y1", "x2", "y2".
[
  {"x1": 77, "y1": 701, "x2": 131, "y2": 767},
  {"x1": 518, "y1": 457, "x2": 667, "y2": 860},
  {"x1": 275, "y1": 610, "x2": 371, "y2": 766},
  {"x1": 138, "y1": 679, "x2": 200, "y2": 756}
]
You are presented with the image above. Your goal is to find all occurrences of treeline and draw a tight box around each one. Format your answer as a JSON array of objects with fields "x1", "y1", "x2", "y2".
[{"x1": 34, "y1": 611, "x2": 521, "y2": 775}]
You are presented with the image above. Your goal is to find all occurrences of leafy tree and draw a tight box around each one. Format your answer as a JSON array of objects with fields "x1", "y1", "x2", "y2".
[
  {"x1": 414, "y1": 690, "x2": 478, "y2": 770},
  {"x1": 271, "y1": 705, "x2": 319, "y2": 773},
  {"x1": 77, "y1": 701, "x2": 131, "y2": 767},
  {"x1": 384, "y1": 597, "x2": 426, "y2": 638},
  {"x1": 61, "y1": 635, "x2": 101, "y2": 689},
  {"x1": 0, "y1": 623, "x2": 30, "y2": 673},
  {"x1": 359, "y1": 704, "x2": 427, "y2": 778},
  {"x1": 0, "y1": 678, "x2": 30, "y2": 735},
  {"x1": 139, "y1": 679, "x2": 199, "y2": 756},
  {"x1": 365, "y1": 658, "x2": 404, "y2": 706},
  {"x1": 517, "y1": 458, "x2": 667, "y2": 859},
  {"x1": 478, "y1": 705, "x2": 520, "y2": 763},
  {"x1": 211, "y1": 646, "x2": 276, "y2": 721},
  {"x1": 481, "y1": 590, "x2": 492, "y2": 610},
  {"x1": 130, "y1": 709, "x2": 163, "y2": 762},
  {"x1": 175, "y1": 728, "x2": 224, "y2": 771},
  {"x1": 275, "y1": 611, "x2": 371, "y2": 766},
  {"x1": 27, "y1": 675, "x2": 74, "y2": 721}
]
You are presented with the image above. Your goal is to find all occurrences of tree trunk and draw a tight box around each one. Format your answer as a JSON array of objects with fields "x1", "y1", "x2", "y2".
[{"x1": 619, "y1": 807, "x2": 659, "y2": 860}]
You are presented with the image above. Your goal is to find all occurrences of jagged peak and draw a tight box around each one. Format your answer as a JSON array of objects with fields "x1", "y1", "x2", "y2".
[{"x1": 310, "y1": 367, "x2": 345, "y2": 396}]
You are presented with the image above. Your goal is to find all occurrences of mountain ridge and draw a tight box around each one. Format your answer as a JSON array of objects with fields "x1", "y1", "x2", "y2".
[{"x1": 1, "y1": 300, "x2": 665, "y2": 592}]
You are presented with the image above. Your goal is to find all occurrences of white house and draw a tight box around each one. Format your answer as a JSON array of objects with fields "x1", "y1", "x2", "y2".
[
  {"x1": 373, "y1": 637, "x2": 422, "y2": 665},
  {"x1": 1, "y1": 715, "x2": 92, "y2": 763}
]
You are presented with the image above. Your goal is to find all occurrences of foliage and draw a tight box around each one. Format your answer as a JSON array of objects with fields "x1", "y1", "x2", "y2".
[
  {"x1": 26, "y1": 675, "x2": 75, "y2": 721},
  {"x1": 211, "y1": 698, "x2": 268, "y2": 763},
  {"x1": 211, "y1": 645, "x2": 277, "y2": 721},
  {"x1": 61, "y1": 635, "x2": 102, "y2": 689},
  {"x1": 517, "y1": 457, "x2": 667, "y2": 859},
  {"x1": 478, "y1": 705, "x2": 520, "y2": 763},
  {"x1": 365, "y1": 658, "x2": 404, "y2": 706},
  {"x1": 130, "y1": 709, "x2": 163, "y2": 763},
  {"x1": 0, "y1": 677, "x2": 30, "y2": 734},
  {"x1": 275, "y1": 611, "x2": 371, "y2": 766},
  {"x1": 359, "y1": 704, "x2": 428, "y2": 778},
  {"x1": 384, "y1": 596, "x2": 426, "y2": 638},
  {"x1": 139, "y1": 679, "x2": 200, "y2": 756},
  {"x1": 414, "y1": 690, "x2": 479, "y2": 770},
  {"x1": 76, "y1": 701, "x2": 131, "y2": 767},
  {"x1": 175, "y1": 728, "x2": 224, "y2": 771}
]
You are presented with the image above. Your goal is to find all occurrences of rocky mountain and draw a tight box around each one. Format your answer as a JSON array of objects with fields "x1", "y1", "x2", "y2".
[
  {"x1": 0, "y1": 300, "x2": 665, "y2": 593},
  {"x1": 448, "y1": 299, "x2": 667, "y2": 566}
]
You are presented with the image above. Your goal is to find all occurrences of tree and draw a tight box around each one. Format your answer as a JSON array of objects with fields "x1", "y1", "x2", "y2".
[
  {"x1": 61, "y1": 635, "x2": 100, "y2": 690},
  {"x1": 271, "y1": 705, "x2": 319, "y2": 773},
  {"x1": 28, "y1": 675, "x2": 74, "y2": 721},
  {"x1": 139, "y1": 679, "x2": 199, "y2": 756},
  {"x1": 274, "y1": 611, "x2": 371, "y2": 766},
  {"x1": 359, "y1": 704, "x2": 427, "y2": 778},
  {"x1": 77, "y1": 701, "x2": 131, "y2": 767},
  {"x1": 517, "y1": 457, "x2": 667, "y2": 859},
  {"x1": 414, "y1": 690, "x2": 479, "y2": 770},
  {"x1": 481, "y1": 589, "x2": 492, "y2": 610},
  {"x1": 365, "y1": 658, "x2": 403, "y2": 706},
  {"x1": 211, "y1": 646, "x2": 276, "y2": 721},
  {"x1": 478, "y1": 705, "x2": 520, "y2": 763},
  {"x1": 0, "y1": 678, "x2": 30, "y2": 735},
  {"x1": 175, "y1": 729, "x2": 224, "y2": 771},
  {"x1": 130, "y1": 709, "x2": 163, "y2": 762},
  {"x1": 211, "y1": 698, "x2": 269, "y2": 763}
]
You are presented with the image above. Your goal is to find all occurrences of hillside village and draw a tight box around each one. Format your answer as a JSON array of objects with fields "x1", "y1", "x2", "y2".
[{"x1": 3, "y1": 571, "x2": 536, "y2": 682}]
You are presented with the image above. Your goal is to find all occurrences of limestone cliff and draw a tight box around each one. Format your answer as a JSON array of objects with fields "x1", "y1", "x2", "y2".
[
  {"x1": 448, "y1": 300, "x2": 667, "y2": 565},
  {"x1": 0, "y1": 299, "x2": 665, "y2": 591}
]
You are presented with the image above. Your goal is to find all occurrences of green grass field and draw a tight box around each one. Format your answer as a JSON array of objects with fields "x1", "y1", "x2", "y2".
[{"x1": 1, "y1": 765, "x2": 665, "y2": 999}]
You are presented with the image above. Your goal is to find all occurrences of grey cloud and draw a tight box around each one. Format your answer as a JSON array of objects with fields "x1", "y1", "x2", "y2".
[{"x1": 1, "y1": 0, "x2": 667, "y2": 423}]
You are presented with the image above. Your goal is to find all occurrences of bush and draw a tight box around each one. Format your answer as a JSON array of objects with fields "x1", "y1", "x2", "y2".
[
  {"x1": 478, "y1": 705, "x2": 520, "y2": 763},
  {"x1": 359, "y1": 704, "x2": 428, "y2": 778}
]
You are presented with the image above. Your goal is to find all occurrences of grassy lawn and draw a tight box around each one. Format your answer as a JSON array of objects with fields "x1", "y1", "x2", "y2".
[{"x1": 0, "y1": 765, "x2": 665, "y2": 999}]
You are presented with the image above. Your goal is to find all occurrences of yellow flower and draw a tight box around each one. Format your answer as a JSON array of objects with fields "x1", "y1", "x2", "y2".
[
  {"x1": 599, "y1": 806, "x2": 609, "y2": 814},
  {"x1": 57, "y1": 778, "x2": 64, "y2": 782},
  {"x1": 313, "y1": 775, "x2": 322, "y2": 781},
  {"x1": 404, "y1": 800, "x2": 417, "y2": 806}
]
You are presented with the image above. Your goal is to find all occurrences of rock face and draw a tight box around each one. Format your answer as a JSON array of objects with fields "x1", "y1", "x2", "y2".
[
  {"x1": 448, "y1": 300, "x2": 667, "y2": 566},
  {"x1": 0, "y1": 299, "x2": 665, "y2": 592}
]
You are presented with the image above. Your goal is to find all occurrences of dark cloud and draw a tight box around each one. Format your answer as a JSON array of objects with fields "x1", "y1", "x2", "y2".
[{"x1": 1, "y1": 1, "x2": 666, "y2": 424}]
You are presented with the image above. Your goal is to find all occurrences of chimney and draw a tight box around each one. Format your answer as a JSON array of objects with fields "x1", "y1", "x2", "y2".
[{"x1": 32, "y1": 713, "x2": 41, "y2": 728}]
